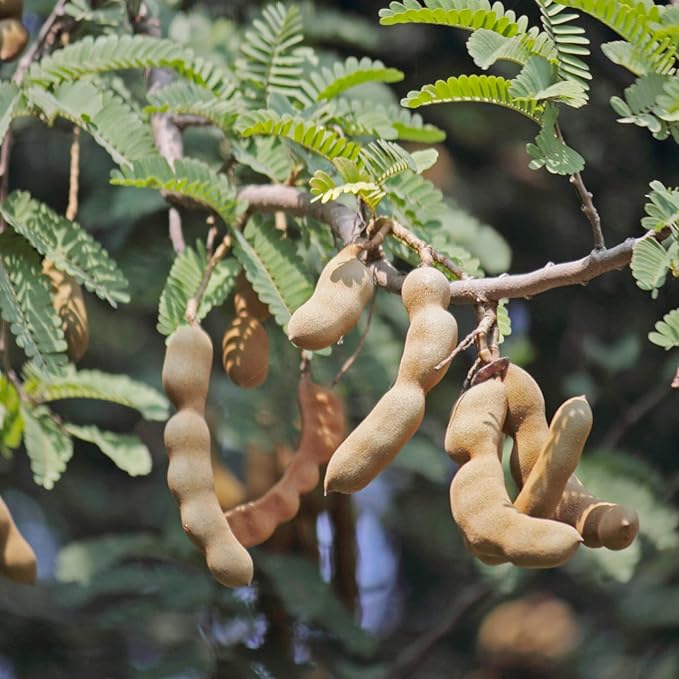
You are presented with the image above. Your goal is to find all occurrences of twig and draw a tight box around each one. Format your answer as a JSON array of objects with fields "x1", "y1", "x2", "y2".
[
  {"x1": 389, "y1": 584, "x2": 493, "y2": 679},
  {"x1": 570, "y1": 171, "x2": 605, "y2": 250},
  {"x1": 435, "y1": 310, "x2": 496, "y2": 371},
  {"x1": 65, "y1": 126, "x2": 80, "y2": 221},
  {"x1": 332, "y1": 296, "x2": 376, "y2": 387}
]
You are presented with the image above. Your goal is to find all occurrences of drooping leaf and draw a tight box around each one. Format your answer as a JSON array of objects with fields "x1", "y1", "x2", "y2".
[
  {"x1": 631, "y1": 236, "x2": 670, "y2": 298},
  {"x1": 0, "y1": 191, "x2": 130, "y2": 307},
  {"x1": 649, "y1": 309, "x2": 679, "y2": 350},
  {"x1": 157, "y1": 241, "x2": 240, "y2": 337},
  {"x1": 497, "y1": 298, "x2": 512, "y2": 342},
  {"x1": 310, "y1": 56, "x2": 403, "y2": 101},
  {"x1": 0, "y1": 82, "x2": 22, "y2": 145},
  {"x1": 510, "y1": 56, "x2": 588, "y2": 108},
  {"x1": 641, "y1": 181, "x2": 679, "y2": 232},
  {"x1": 601, "y1": 40, "x2": 672, "y2": 77},
  {"x1": 231, "y1": 217, "x2": 313, "y2": 330},
  {"x1": 0, "y1": 231, "x2": 68, "y2": 374},
  {"x1": 467, "y1": 27, "x2": 556, "y2": 70},
  {"x1": 526, "y1": 104, "x2": 585, "y2": 174},
  {"x1": 20, "y1": 405, "x2": 73, "y2": 489},
  {"x1": 64, "y1": 424, "x2": 152, "y2": 476},
  {"x1": 0, "y1": 373, "x2": 23, "y2": 455},
  {"x1": 23, "y1": 365, "x2": 169, "y2": 421}
]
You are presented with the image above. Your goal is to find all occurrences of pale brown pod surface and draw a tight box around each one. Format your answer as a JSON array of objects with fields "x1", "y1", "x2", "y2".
[
  {"x1": 0, "y1": 18, "x2": 26, "y2": 61},
  {"x1": 222, "y1": 316, "x2": 269, "y2": 388},
  {"x1": 43, "y1": 260, "x2": 89, "y2": 363},
  {"x1": 324, "y1": 267, "x2": 457, "y2": 494},
  {"x1": 227, "y1": 375, "x2": 346, "y2": 547},
  {"x1": 0, "y1": 0, "x2": 23, "y2": 19},
  {"x1": 234, "y1": 272, "x2": 270, "y2": 322},
  {"x1": 0, "y1": 496, "x2": 37, "y2": 585},
  {"x1": 287, "y1": 244, "x2": 374, "y2": 350}
]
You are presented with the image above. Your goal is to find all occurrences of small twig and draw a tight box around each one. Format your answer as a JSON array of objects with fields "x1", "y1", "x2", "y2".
[
  {"x1": 65, "y1": 126, "x2": 80, "y2": 221},
  {"x1": 475, "y1": 303, "x2": 499, "y2": 363},
  {"x1": 389, "y1": 584, "x2": 492, "y2": 679},
  {"x1": 332, "y1": 296, "x2": 376, "y2": 387},
  {"x1": 435, "y1": 308, "x2": 496, "y2": 371}
]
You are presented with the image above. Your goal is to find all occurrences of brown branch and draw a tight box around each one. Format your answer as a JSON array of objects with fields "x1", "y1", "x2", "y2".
[
  {"x1": 332, "y1": 296, "x2": 376, "y2": 387},
  {"x1": 435, "y1": 309, "x2": 496, "y2": 371},
  {"x1": 237, "y1": 184, "x2": 646, "y2": 304},
  {"x1": 570, "y1": 171, "x2": 605, "y2": 250},
  {"x1": 65, "y1": 126, "x2": 80, "y2": 221}
]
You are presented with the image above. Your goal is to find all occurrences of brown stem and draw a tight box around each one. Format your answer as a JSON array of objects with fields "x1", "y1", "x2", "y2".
[
  {"x1": 332, "y1": 296, "x2": 376, "y2": 387},
  {"x1": 570, "y1": 171, "x2": 605, "y2": 250},
  {"x1": 435, "y1": 309, "x2": 496, "y2": 371},
  {"x1": 65, "y1": 126, "x2": 80, "y2": 221}
]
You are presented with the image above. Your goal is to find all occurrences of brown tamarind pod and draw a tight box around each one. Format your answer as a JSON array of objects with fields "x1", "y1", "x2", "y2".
[
  {"x1": 324, "y1": 267, "x2": 458, "y2": 494},
  {"x1": 42, "y1": 259, "x2": 89, "y2": 363},
  {"x1": 222, "y1": 316, "x2": 269, "y2": 388},
  {"x1": 513, "y1": 396, "x2": 592, "y2": 517},
  {"x1": 163, "y1": 325, "x2": 253, "y2": 587},
  {"x1": 212, "y1": 454, "x2": 246, "y2": 511},
  {"x1": 234, "y1": 272, "x2": 270, "y2": 322},
  {"x1": 287, "y1": 244, "x2": 374, "y2": 350},
  {"x1": 0, "y1": 0, "x2": 23, "y2": 19},
  {"x1": 0, "y1": 496, "x2": 36, "y2": 585},
  {"x1": 0, "y1": 19, "x2": 27, "y2": 62},
  {"x1": 503, "y1": 363, "x2": 639, "y2": 550},
  {"x1": 447, "y1": 379, "x2": 582, "y2": 568},
  {"x1": 226, "y1": 374, "x2": 345, "y2": 547}
]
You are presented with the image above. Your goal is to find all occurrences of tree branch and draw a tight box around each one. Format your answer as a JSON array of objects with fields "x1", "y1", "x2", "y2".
[{"x1": 237, "y1": 184, "x2": 646, "y2": 304}]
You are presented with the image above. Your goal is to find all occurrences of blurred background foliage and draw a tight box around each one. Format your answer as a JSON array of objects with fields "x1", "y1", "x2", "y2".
[{"x1": 0, "y1": 0, "x2": 678, "y2": 677}]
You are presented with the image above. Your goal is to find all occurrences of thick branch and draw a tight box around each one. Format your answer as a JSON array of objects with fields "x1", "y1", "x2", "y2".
[{"x1": 237, "y1": 184, "x2": 642, "y2": 304}]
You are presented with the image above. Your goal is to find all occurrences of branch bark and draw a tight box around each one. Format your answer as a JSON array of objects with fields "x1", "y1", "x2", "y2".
[{"x1": 237, "y1": 184, "x2": 644, "y2": 304}]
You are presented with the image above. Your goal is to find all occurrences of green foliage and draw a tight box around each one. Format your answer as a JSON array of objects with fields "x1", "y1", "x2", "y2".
[
  {"x1": 23, "y1": 365, "x2": 169, "y2": 421},
  {"x1": 648, "y1": 308, "x2": 679, "y2": 350},
  {"x1": 64, "y1": 424, "x2": 152, "y2": 476},
  {"x1": 0, "y1": 82, "x2": 23, "y2": 144},
  {"x1": 641, "y1": 181, "x2": 679, "y2": 232},
  {"x1": 466, "y1": 27, "x2": 557, "y2": 70},
  {"x1": 497, "y1": 298, "x2": 511, "y2": 342},
  {"x1": 232, "y1": 217, "x2": 313, "y2": 330},
  {"x1": 0, "y1": 231, "x2": 68, "y2": 374},
  {"x1": 526, "y1": 104, "x2": 585, "y2": 174},
  {"x1": 0, "y1": 191, "x2": 130, "y2": 307},
  {"x1": 310, "y1": 56, "x2": 404, "y2": 101},
  {"x1": 631, "y1": 236, "x2": 676, "y2": 298},
  {"x1": 20, "y1": 404, "x2": 74, "y2": 489},
  {"x1": 157, "y1": 241, "x2": 240, "y2": 337},
  {"x1": 26, "y1": 35, "x2": 231, "y2": 94},
  {"x1": 509, "y1": 56, "x2": 588, "y2": 108},
  {"x1": 0, "y1": 374, "x2": 23, "y2": 456},
  {"x1": 401, "y1": 74, "x2": 545, "y2": 123}
]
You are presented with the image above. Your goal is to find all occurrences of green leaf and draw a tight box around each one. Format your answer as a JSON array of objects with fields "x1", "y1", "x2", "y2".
[
  {"x1": 497, "y1": 298, "x2": 512, "y2": 342},
  {"x1": 27, "y1": 34, "x2": 231, "y2": 94},
  {"x1": 0, "y1": 373, "x2": 23, "y2": 454},
  {"x1": 0, "y1": 82, "x2": 22, "y2": 145},
  {"x1": 641, "y1": 181, "x2": 679, "y2": 232},
  {"x1": 526, "y1": 104, "x2": 585, "y2": 174},
  {"x1": 23, "y1": 365, "x2": 169, "y2": 421},
  {"x1": 311, "y1": 56, "x2": 404, "y2": 101},
  {"x1": 402, "y1": 74, "x2": 544, "y2": 123},
  {"x1": 649, "y1": 309, "x2": 679, "y2": 350},
  {"x1": 0, "y1": 191, "x2": 130, "y2": 307},
  {"x1": 0, "y1": 230, "x2": 68, "y2": 373},
  {"x1": 64, "y1": 424, "x2": 152, "y2": 476},
  {"x1": 157, "y1": 241, "x2": 240, "y2": 337},
  {"x1": 379, "y1": 0, "x2": 531, "y2": 38},
  {"x1": 467, "y1": 27, "x2": 557, "y2": 70},
  {"x1": 411, "y1": 148, "x2": 439, "y2": 174},
  {"x1": 611, "y1": 73, "x2": 674, "y2": 139},
  {"x1": 20, "y1": 405, "x2": 73, "y2": 489},
  {"x1": 601, "y1": 40, "x2": 667, "y2": 77},
  {"x1": 631, "y1": 237, "x2": 670, "y2": 298},
  {"x1": 510, "y1": 56, "x2": 588, "y2": 108},
  {"x1": 232, "y1": 217, "x2": 313, "y2": 330}
]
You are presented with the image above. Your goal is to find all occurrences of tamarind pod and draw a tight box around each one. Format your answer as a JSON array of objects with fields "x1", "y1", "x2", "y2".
[
  {"x1": 555, "y1": 481, "x2": 640, "y2": 550},
  {"x1": 164, "y1": 409, "x2": 253, "y2": 586},
  {"x1": 162, "y1": 325, "x2": 213, "y2": 412},
  {"x1": 0, "y1": 0, "x2": 23, "y2": 20},
  {"x1": 43, "y1": 260, "x2": 89, "y2": 363},
  {"x1": 447, "y1": 380, "x2": 582, "y2": 568},
  {"x1": 325, "y1": 267, "x2": 457, "y2": 494},
  {"x1": 0, "y1": 19, "x2": 27, "y2": 61},
  {"x1": 513, "y1": 396, "x2": 592, "y2": 517},
  {"x1": 0, "y1": 496, "x2": 36, "y2": 585},
  {"x1": 234, "y1": 272, "x2": 270, "y2": 322},
  {"x1": 212, "y1": 454, "x2": 246, "y2": 511},
  {"x1": 287, "y1": 244, "x2": 374, "y2": 351},
  {"x1": 222, "y1": 315, "x2": 269, "y2": 388},
  {"x1": 226, "y1": 375, "x2": 346, "y2": 547},
  {"x1": 503, "y1": 364, "x2": 639, "y2": 550}
]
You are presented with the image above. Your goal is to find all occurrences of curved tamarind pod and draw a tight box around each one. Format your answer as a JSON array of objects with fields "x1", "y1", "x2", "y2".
[
  {"x1": 43, "y1": 260, "x2": 89, "y2": 363},
  {"x1": 163, "y1": 325, "x2": 253, "y2": 587},
  {"x1": 513, "y1": 396, "x2": 592, "y2": 517},
  {"x1": 0, "y1": 0, "x2": 23, "y2": 19},
  {"x1": 447, "y1": 379, "x2": 582, "y2": 568},
  {"x1": 0, "y1": 496, "x2": 36, "y2": 584},
  {"x1": 324, "y1": 267, "x2": 457, "y2": 494},
  {"x1": 504, "y1": 364, "x2": 639, "y2": 550},
  {"x1": 234, "y1": 272, "x2": 269, "y2": 322},
  {"x1": 222, "y1": 316, "x2": 269, "y2": 388},
  {"x1": 287, "y1": 244, "x2": 374, "y2": 351},
  {"x1": 226, "y1": 374, "x2": 346, "y2": 547},
  {"x1": 0, "y1": 19, "x2": 27, "y2": 62}
]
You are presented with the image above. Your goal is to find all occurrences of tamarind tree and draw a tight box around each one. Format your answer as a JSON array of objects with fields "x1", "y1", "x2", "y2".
[{"x1": 0, "y1": 0, "x2": 677, "y2": 676}]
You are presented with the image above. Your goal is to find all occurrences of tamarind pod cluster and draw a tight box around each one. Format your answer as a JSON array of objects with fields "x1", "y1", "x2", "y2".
[
  {"x1": 43, "y1": 259, "x2": 89, "y2": 363},
  {"x1": 504, "y1": 364, "x2": 639, "y2": 550},
  {"x1": 287, "y1": 244, "x2": 374, "y2": 351},
  {"x1": 324, "y1": 267, "x2": 458, "y2": 494},
  {"x1": 163, "y1": 325, "x2": 253, "y2": 587},
  {"x1": 0, "y1": 0, "x2": 27, "y2": 62},
  {"x1": 222, "y1": 273, "x2": 270, "y2": 389},
  {"x1": 226, "y1": 374, "x2": 345, "y2": 547},
  {"x1": 0, "y1": 496, "x2": 36, "y2": 584},
  {"x1": 446, "y1": 379, "x2": 582, "y2": 568}
]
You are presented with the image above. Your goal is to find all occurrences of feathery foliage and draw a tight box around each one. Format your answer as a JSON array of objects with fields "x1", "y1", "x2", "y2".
[
  {"x1": 648, "y1": 309, "x2": 679, "y2": 350},
  {"x1": 0, "y1": 374, "x2": 23, "y2": 455},
  {"x1": 641, "y1": 181, "x2": 679, "y2": 233},
  {"x1": 631, "y1": 236, "x2": 675, "y2": 298},
  {"x1": 0, "y1": 83, "x2": 23, "y2": 144}
]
